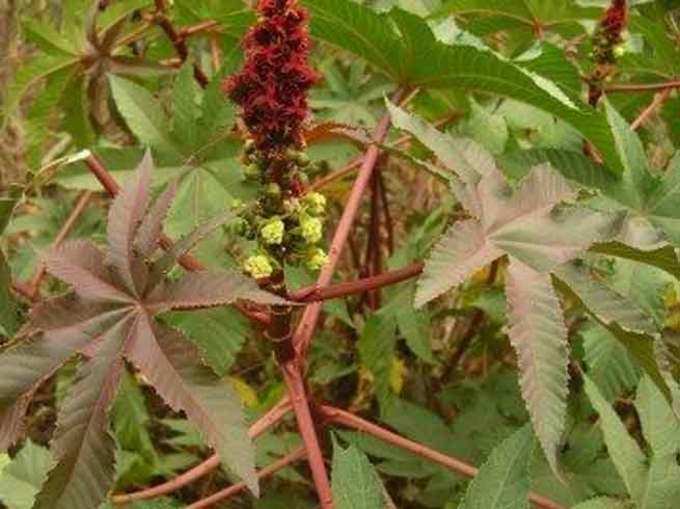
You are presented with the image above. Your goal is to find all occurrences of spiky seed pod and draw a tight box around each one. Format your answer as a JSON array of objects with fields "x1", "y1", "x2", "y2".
[{"x1": 224, "y1": 0, "x2": 317, "y2": 154}]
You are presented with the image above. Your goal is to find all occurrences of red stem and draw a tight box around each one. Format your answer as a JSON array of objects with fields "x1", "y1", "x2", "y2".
[
  {"x1": 294, "y1": 88, "x2": 409, "y2": 357},
  {"x1": 187, "y1": 447, "x2": 306, "y2": 509},
  {"x1": 320, "y1": 405, "x2": 566, "y2": 509},
  {"x1": 605, "y1": 79, "x2": 680, "y2": 92},
  {"x1": 378, "y1": 171, "x2": 394, "y2": 255},
  {"x1": 289, "y1": 261, "x2": 423, "y2": 303},
  {"x1": 84, "y1": 154, "x2": 271, "y2": 326},
  {"x1": 630, "y1": 88, "x2": 672, "y2": 131},
  {"x1": 153, "y1": 0, "x2": 208, "y2": 87},
  {"x1": 111, "y1": 397, "x2": 292, "y2": 504},
  {"x1": 280, "y1": 361, "x2": 334, "y2": 508}
]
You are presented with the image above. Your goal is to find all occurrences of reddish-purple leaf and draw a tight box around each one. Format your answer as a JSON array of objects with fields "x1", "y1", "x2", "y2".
[
  {"x1": 106, "y1": 150, "x2": 153, "y2": 297},
  {"x1": 0, "y1": 396, "x2": 31, "y2": 450},
  {"x1": 147, "y1": 270, "x2": 286, "y2": 312},
  {"x1": 125, "y1": 313, "x2": 258, "y2": 494},
  {"x1": 33, "y1": 316, "x2": 135, "y2": 509},
  {"x1": 44, "y1": 240, "x2": 133, "y2": 303},
  {"x1": 135, "y1": 179, "x2": 178, "y2": 258}
]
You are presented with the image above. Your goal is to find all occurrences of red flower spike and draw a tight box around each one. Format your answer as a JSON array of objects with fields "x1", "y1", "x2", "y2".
[
  {"x1": 600, "y1": 0, "x2": 627, "y2": 44},
  {"x1": 224, "y1": 0, "x2": 318, "y2": 153}
]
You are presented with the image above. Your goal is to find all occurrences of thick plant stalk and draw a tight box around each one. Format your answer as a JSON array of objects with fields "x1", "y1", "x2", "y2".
[
  {"x1": 289, "y1": 261, "x2": 423, "y2": 303},
  {"x1": 187, "y1": 447, "x2": 306, "y2": 509},
  {"x1": 294, "y1": 88, "x2": 408, "y2": 357},
  {"x1": 111, "y1": 397, "x2": 292, "y2": 503},
  {"x1": 320, "y1": 406, "x2": 566, "y2": 509}
]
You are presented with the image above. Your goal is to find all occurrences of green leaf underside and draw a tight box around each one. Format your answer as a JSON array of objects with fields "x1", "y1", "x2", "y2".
[{"x1": 506, "y1": 260, "x2": 568, "y2": 477}]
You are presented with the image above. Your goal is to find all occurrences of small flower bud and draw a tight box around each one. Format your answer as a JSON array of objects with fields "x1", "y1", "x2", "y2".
[
  {"x1": 305, "y1": 247, "x2": 329, "y2": 271},
  {"x1": 265, "y1": 183, "x2": 281, "y2": 196},
  {"x1": 283, "y1": 198, "x2": 301, "y2": 214},
  {"x1": 300, "y1": 215, "x2": 323, "y2": 244},
  {"x1": 260, "y1": 217, "x2": 285, "y2": 245},
  {"x1": 295, "y1": 152, "x2": 310, "y2": 167},
  {"x1": 244, "y1": 163, "x2": 262, "y2": 179},
  {"x1": 228, "y1": 217, "x2": 249, "y2": 236},
  {"x1": 244, "y1": 254, "x2": 274, "y2": 278},
  {"x1": 302, "y1": 192, "x2": 326, "y2": 216}
]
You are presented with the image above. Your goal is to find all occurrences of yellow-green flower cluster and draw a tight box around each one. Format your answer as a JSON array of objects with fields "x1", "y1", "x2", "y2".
[
  {"x1": 236, "y1": 144, "x2": 330, "y2": 276},
  {"x1": 243, "y1": 254, "x2": 274, "y2": 279}
]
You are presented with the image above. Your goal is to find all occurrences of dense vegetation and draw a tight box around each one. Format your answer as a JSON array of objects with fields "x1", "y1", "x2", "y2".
[{"x1": 1, "y1": 0, "x2": 680, "y2": 508}]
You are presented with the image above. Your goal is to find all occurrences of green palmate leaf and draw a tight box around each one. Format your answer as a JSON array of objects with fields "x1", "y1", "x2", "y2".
[
  {"x1": 112, "y1": 370, "x2": 156, "y2": 465},
  {"x1": 439, "y1": 0, "x2": 599, "y2": 32},
  {"x1": 331, "y1": 438, "x2": 385, "y2": 509},
  {"x1": 304, "y1": 0, "x2": 623, "y2": 173},
  {"x1": 459, "y1": 425, "x2": 534, "y2": 509},
  {"x1": 554, "y1": 262, "x2": 671, "y2": 401},
  {"x1": 500, "y1": 148, "x2": 618, "y2": 191},
  {"x1": 635, "y1": 376, "x2": 680, "y2": 458},
  {"x1": 163, "y1": 307, "x2": 250, "y2": 376},
  {"x1": 0, "y1": 441, "x2": 53, "y2": 509},
  {"x1": 3, "y1": 54, "x2": 79, "y2": 120},
  {"x1": 171, "y1": 64, "x2": 201, "y2": 151},
  {"x1": 581, "y1": 324, "x2": 640, "y2": 402},
  {"x1": 109, "y1": 76, "x2": 179, "y2": 156},
  {"x1": 125, "y1": 315, "x2": 258, "y2": 494},
  {"x1": 358, "y1": 312, "x2": 398, "y2": 409},
  {"x1": 555, "y1": 264, "x2": 670, "y2": 398},
  {"x1": 590, "y1": 242, "x2": 680, "y2": 282},
  {"x1": 505, "y1": 261, "x2": 568, "y2": 476},
  {"x1": 34, "y1": 316, "x2": 133, "y2": 509},
  {"x1": 554, "y1": 262, "x2": 658, "y2": 335},
  {"x1": 582, "y1": 374, "x2": 648, "y2": 500}
]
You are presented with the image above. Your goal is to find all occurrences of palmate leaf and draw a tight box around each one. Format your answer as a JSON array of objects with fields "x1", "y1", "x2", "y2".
[
  {"x1": 0, "y1": 154, "x2": 284, "y2": 508},
  {"x1": 553, "y1": 262, "x2": 672, "y2": 401},
  {"x1": 304, "y1": 0, "x2": 624, "y2": 173},
  {"x1": 408, "y1": 125, "x2": 617, "y2": 474},
  {"x1": 505, "y1": 261, "x2": 568, "y2": 476},
  {"x1": 125, "y1": 314, "x2": 258, "y2": 493},
  {"x1": 585, "y1": 374, "x2": 680, "y2": 507},
  {"x1": 33, "y1": 316, "x2": 134, "y2": 509},
  {"x1": 439, "y1": 0, "x2": 599, "y2": 33}
]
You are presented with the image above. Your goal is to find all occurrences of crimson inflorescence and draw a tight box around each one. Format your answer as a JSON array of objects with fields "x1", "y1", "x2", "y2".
[
  {"x1": 588, "y1": 0, "x2": 628, "y2": 105},
  {"x1": 224, "y1": 0, "x2": 317, "y2": 153},
  {"x1": 592, "y1": 0, "x2": 628, "y2": 66}
]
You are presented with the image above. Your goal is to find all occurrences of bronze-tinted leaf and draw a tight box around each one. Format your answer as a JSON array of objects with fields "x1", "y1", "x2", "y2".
[
  {"x1": 106, "y1": 150, "x2": 152, "y2": 297},
  {"x1": 33, "y1": 316, "x2": 135, "y2": 509},
  {"x1": 44, "y1": 240, "x2": 132, "y2": 303},
  {"x1": 147, "y1": 270, "x2": 286, "y2": 312},
  {"x1": 125, "y1": 314, "x2": 257, "y2": 494}
]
